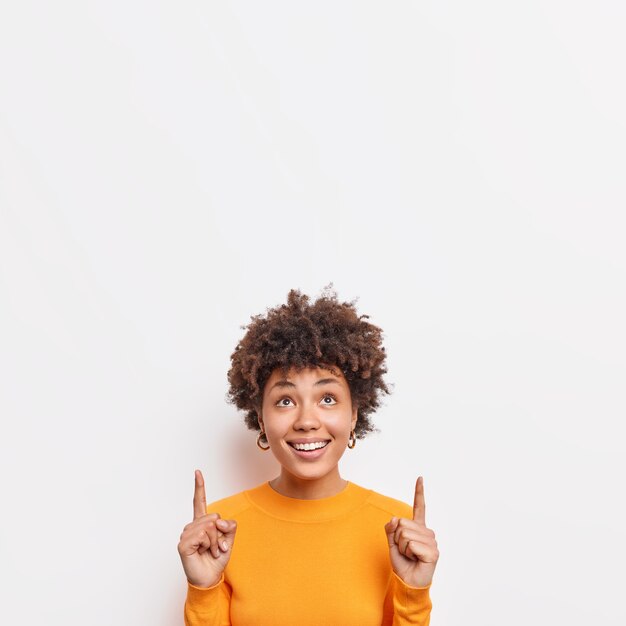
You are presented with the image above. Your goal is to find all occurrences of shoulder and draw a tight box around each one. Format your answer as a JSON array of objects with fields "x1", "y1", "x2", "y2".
[
  {"x1": 205, "y1": 488, "x2": 253, "y2": 518},
  {"x1": 356, "y1": 483, "x2": 414, "y2": 519}
]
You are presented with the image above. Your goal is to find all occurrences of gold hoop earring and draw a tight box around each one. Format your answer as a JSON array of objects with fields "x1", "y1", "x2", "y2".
[
  {"x1": 256, "y1": 431, "x2": 270, "y2": 451},
  {"x1": 347, "y1": 429, "x2": 356, "y2": 449}
]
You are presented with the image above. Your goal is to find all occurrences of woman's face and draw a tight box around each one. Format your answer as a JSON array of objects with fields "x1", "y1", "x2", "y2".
[{"x1": 258, "y1": 365, "x2": 358, "y2": 484}]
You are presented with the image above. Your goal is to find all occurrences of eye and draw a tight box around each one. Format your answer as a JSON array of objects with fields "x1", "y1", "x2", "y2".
[{"x1": 275, "y1": 394, "x2": 337, "y2": 407}]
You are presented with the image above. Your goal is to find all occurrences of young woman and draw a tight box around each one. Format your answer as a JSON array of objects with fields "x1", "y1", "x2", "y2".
[{"x1": 178, "y1": 286, "x2": 439, "y2": 625}]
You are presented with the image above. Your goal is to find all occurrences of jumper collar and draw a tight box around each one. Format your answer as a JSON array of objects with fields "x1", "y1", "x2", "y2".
[{"x1": 244, "y1": 480, "x2": 371, "y2": 522}]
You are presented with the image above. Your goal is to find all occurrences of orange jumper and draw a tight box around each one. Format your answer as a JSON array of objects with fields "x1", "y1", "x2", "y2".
[{"x1": 184, "y1": 480, "x2": 432, "y2": 625}]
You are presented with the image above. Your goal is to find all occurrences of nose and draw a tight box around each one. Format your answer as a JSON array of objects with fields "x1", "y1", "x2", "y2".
[{"x1": 292, "y1": 404, "x2": 321, "y2": 431}]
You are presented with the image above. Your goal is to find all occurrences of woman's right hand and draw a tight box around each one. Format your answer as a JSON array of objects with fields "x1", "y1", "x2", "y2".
[{"x1": 177, "y1": 469, "x2": 238, "y2": 588}]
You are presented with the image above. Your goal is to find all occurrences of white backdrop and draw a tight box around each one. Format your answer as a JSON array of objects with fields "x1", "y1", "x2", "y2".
[{"x1": 1, "y1": 2, "x2": 624, "y2": 624}]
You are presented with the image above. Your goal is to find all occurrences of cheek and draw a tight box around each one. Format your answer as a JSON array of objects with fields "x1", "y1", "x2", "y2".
[
  {"x1": 331, "y1": 408, "x2": 353, "y2": 425},
  {"x1": 262, "y1": 413, "x2": 290, "y2": 438}
]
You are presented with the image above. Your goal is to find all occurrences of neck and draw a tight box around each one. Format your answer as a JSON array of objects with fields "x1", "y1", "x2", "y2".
[{"x1": 270, "y1": 466, "x2": 348, "y2": 499}]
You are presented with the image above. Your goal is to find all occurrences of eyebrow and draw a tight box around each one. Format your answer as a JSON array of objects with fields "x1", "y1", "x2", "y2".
[{"x1": 269, "y1": 378, "x2": 342, "y2": 392}]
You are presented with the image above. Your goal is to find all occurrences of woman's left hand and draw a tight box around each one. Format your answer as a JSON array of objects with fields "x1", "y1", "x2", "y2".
[{"x1": 384, "y1": 476, "x2": 439, "y2": 588}]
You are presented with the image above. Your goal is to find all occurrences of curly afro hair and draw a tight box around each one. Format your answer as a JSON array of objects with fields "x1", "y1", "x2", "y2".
[{"x1": 225, "y1": 283, "x2": 392, "y2": 439}]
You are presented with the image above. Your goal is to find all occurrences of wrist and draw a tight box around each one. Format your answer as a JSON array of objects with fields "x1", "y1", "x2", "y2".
[{"x1": 187, "y1": 572, "x2": 224, "y2": 589}]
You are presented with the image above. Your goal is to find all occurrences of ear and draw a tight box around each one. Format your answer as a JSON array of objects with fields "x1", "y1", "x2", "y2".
[
  {"x1": 257, "y1": 410, "x2": 264, "y2": 431},
  {"x1": 351, "y1": 406, "x2": 358, "y2": 431}
]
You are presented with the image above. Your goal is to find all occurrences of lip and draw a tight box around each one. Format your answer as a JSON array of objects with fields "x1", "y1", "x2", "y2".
[
  {"x1": 287, "y1": 440, "x2": 330, "y2": 460},
  {"x1": 287, "y1": 438, "x2": 331, "y2": 445}
]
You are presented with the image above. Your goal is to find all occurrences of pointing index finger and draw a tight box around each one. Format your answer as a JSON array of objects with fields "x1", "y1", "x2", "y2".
[
  {"x1": 193, "y1": 469, "x2": 207, "y2": 519},
  {"x1": 413, "y1": 476, "x2": 426, "y2": 525}
]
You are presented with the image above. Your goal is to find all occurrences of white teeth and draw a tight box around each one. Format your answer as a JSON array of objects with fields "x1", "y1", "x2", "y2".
[{"x1": 292, "y1": 441, "x2": 329, "y2": 451}]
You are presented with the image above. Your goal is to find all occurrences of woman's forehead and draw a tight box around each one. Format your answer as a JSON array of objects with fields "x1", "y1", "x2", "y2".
[{"x1": 266, "y1": 364, "x2": 346, "y2": 384}]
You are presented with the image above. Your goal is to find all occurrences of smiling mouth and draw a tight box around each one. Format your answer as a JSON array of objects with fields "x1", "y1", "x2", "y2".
[
  {"x1": 287, "y1": 441, "x2": 330, "y2": 451},
  {"x1": 288, "y1": 441, "x2": 330, "y2": 462}
]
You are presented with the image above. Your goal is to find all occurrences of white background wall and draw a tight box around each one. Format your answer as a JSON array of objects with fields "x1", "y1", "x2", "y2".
[{"x1": 1, "y1": 1, "x2": 624, "y2": 624}]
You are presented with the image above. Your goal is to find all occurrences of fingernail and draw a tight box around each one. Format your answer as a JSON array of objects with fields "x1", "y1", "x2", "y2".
[{"x1": 221, "y1": 541, "x2": 228, "y2": 551}]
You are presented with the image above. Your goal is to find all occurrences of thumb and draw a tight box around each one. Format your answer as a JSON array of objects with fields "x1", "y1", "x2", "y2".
[
  {"x1": 216, "y1": 518, "x2": 238, "y2": 543},
  {"x1": 384, "y1": 517, "x2": 399, "y2": 547}
]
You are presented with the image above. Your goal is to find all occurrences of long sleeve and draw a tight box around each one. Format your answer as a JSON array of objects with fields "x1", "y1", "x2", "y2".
[
  {"x1": 382, "y1": 571, "x2": 432, "y2": 626},
  {"x1": 182, "y1": 481, "x2": 435, "y2": 625},
  {"x1": 184, "y1": 573, "x2": 232, "y2": 626}
]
